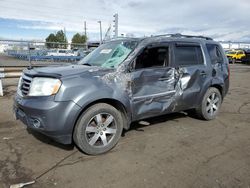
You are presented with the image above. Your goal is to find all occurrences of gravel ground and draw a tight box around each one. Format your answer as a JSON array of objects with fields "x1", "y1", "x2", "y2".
[{"x1": 0, "y1": 64, "x2": 250, "y2": 188}]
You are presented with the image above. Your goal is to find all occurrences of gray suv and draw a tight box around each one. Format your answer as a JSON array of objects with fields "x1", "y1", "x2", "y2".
[{"x1": 14, "y1": 34, "x2": 230, "y2": 155}]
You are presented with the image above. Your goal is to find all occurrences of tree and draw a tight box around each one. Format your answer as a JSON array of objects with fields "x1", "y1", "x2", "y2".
[
  {"x1": 45, "y1": 33, "x2": 58, "y2": 48},
  {"x1": 45, "y1": 30, "x2": 68, "y2": 49},
  {"x1": 56, "y1": 30, "x2": 68, "y2": 49},
  {"x1": 71, "y1": 33, "x2": 87, "y2": 49}
]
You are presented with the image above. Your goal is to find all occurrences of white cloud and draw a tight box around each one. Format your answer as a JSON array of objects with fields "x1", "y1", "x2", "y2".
[{"x1": 0, "y1": 0, "x2": 250, "y2": 41}]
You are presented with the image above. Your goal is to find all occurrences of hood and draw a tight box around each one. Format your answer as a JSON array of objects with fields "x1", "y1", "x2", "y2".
[{"x1": 23, "y1": 65, "x2": 113, "y2": 78}]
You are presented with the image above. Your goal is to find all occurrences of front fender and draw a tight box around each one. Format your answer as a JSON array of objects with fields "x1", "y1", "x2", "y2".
[{"x1": 55, "y1": 74, "x2": 132, "y2": 126}]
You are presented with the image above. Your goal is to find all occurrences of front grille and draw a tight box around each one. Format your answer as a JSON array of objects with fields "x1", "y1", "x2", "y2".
[{"x1": 20, "y1": 74, "x2": 32, "y2": 96}]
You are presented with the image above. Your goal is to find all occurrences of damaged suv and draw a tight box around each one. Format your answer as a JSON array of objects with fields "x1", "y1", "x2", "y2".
[{"x1": 14, "y1": 34, "x2": 229, "y2": 155}]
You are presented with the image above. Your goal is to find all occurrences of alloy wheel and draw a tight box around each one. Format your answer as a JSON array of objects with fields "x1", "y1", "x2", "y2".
[
  {"x1": 85, "y1": 113, "x2": 117, "y2": 147},
  {"x1": 206, "y1": 92, "x2": 220, "y2": 116}
]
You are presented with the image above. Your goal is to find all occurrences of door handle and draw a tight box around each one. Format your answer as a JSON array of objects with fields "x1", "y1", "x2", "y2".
[{"x1": 158, "y1": 77, "x2": 168, "y2": 81}]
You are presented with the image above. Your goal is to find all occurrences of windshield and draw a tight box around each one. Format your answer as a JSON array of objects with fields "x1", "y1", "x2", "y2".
[{"x1": 78, "y1": 40, "x2": 138, "y2": 68}]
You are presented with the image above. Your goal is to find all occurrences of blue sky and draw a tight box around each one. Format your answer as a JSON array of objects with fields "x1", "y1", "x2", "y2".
[
  {"x1": 0, "y1": 18, "x2": 100, "y2": 41},
  {"x1": 0, "y1": 18, "x2": 58, "y2": 40},
  {"x1": 0, "y1": 0, "x2": 250, "y2": 42}
]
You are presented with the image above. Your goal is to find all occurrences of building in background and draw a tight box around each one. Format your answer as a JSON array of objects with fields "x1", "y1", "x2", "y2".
[{"x1": 220, "y1": 41, "x2": 250, "y2": 50}]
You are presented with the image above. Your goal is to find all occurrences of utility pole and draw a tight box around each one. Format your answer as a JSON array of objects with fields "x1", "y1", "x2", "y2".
[
  {"x1": 98, "y1": 21, "x2": 102, "y2": 45},
  {"x1": 63, "y1": 27, "x2": 66, "y2": 35},
  {"x1": 113, "y1": 13, "x2": 118, "y2": 38},
  {"x1": 63, "y1": 27, "x2": 67, "y2": 49},
  {"x1": 84, "y1": 21, "x2": 88, "y2": 49},
  {"x1": 84, "y1": 21, "x2": 87, "y2": 37}
]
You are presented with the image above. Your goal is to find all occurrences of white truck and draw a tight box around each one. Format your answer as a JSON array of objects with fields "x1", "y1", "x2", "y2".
[{"x1": 46, "y1": 49, "x2": 75, "y2": 56}]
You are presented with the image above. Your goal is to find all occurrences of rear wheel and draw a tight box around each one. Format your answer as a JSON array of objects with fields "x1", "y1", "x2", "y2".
[
  {"x1": 73, "y1": 103, "x2": 123, "y2": 155},
  {"x1": 196, "y1": 87, "x2": 222, "y2": 120}
]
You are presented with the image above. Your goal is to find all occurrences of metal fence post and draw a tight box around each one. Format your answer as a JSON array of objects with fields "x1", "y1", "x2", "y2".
[
  {"x1": 28, "y1": 42, "x2": 32, "y2": 67},
  {"x1": 0, "y1": 79, "x2": 3, "y2": 97},
  {"x1": 0, "y1": 68, "x2": 3, "y2": 96}
]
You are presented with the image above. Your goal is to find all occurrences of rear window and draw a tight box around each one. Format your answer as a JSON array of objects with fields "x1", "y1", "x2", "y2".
[
  {"x1": 174, "y1": 45, "x2": 204, "y2": 66},
  {"x1": 206, "y1": 44, "x2": 223, "y2": 64}
]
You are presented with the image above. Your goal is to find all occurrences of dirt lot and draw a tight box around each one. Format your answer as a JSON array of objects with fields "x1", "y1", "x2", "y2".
[{"x1": 0, "y1": 64, "x2": 250, "y2": 188}]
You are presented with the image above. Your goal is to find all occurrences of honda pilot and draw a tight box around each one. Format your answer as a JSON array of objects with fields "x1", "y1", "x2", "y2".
[{"x1": 14, "y1": 34, "x2": 230, "y2": 155}]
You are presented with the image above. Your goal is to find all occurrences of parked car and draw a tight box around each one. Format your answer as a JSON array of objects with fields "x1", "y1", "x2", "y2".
[
  {"x1": 46, "y1": 49, "x2": 75, "y2": 56},
  {"x1": 241, "y1": 49, "x2": 250, "y2": 64},
  {"x1": 14, "y1": 34, "x2": 230, "y2": 155},
  {"x1": 226, "y1": 49, "x2": 246, "y2": 63}
]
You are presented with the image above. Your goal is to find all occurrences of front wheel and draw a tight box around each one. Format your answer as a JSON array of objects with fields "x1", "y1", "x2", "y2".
[
  {"x1": 73, "y1": 103, "x2": 124, "y2": 155},
  {"x1": 195, "y1": 87, "x2": 222, "y2": 120}
]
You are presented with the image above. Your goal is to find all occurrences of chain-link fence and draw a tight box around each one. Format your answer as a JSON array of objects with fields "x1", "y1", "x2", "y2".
[
  {"x1": 0, "y1": 39, "x2": 99, "y2": 67},
  {"x1": 0, "y1": 39, "x2": 99, "y2": 96}
]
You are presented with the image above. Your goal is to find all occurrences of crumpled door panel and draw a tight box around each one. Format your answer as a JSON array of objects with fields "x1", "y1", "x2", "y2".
[
  {"x1": 131, "y1": 67, "x2": 180, "y2": 119},
  {"x1": 101, "y1": 65, "x2": 195, "y2": 120}
]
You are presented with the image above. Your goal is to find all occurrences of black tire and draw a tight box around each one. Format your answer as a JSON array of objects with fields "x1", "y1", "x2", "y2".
[
  {"x1": 73, "y1": 103, "x2": 124, "y2": 155},
  {"x1": 195, "y1": 87, "x2": 222, "y2": 120}
]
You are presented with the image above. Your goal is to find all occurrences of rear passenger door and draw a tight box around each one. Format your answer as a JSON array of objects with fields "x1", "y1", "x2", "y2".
[
  {"x1": 171, "y1": 42, "x2": 210, "y2": 110},
  {"x1": 206, "y1": 43, "x2": 229, "y2": 95}
]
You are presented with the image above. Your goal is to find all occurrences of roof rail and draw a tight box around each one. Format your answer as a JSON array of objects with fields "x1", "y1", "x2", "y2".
[
  {"x1": 105, "y1": 37, "x2": 140, "y2": 42},
  {"x1": 151, "y1": 33, "x2": 213, "y2": 41}
]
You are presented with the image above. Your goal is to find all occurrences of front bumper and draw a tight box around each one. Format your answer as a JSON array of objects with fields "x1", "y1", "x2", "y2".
[{"x1": 13, "y1": 94, "x2": 81, "y2": 144}]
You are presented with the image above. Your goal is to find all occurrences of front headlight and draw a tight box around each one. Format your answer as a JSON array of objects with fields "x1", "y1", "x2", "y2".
[{"x1": 29, "y1": 77, "x2": 61, "y2": 96}]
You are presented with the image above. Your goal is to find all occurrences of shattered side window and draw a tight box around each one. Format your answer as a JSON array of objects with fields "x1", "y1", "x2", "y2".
[
  {"x1": 135, "y1": 47, "x2": 169, "y2": 69},
  {"x1": 78, "y1": 40, "x2": 138, "y2": 68}
]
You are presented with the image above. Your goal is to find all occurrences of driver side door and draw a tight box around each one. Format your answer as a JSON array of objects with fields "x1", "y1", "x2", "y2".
[{"x1": 130, "y1": 43, "x2": 177, "y2": 120}]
